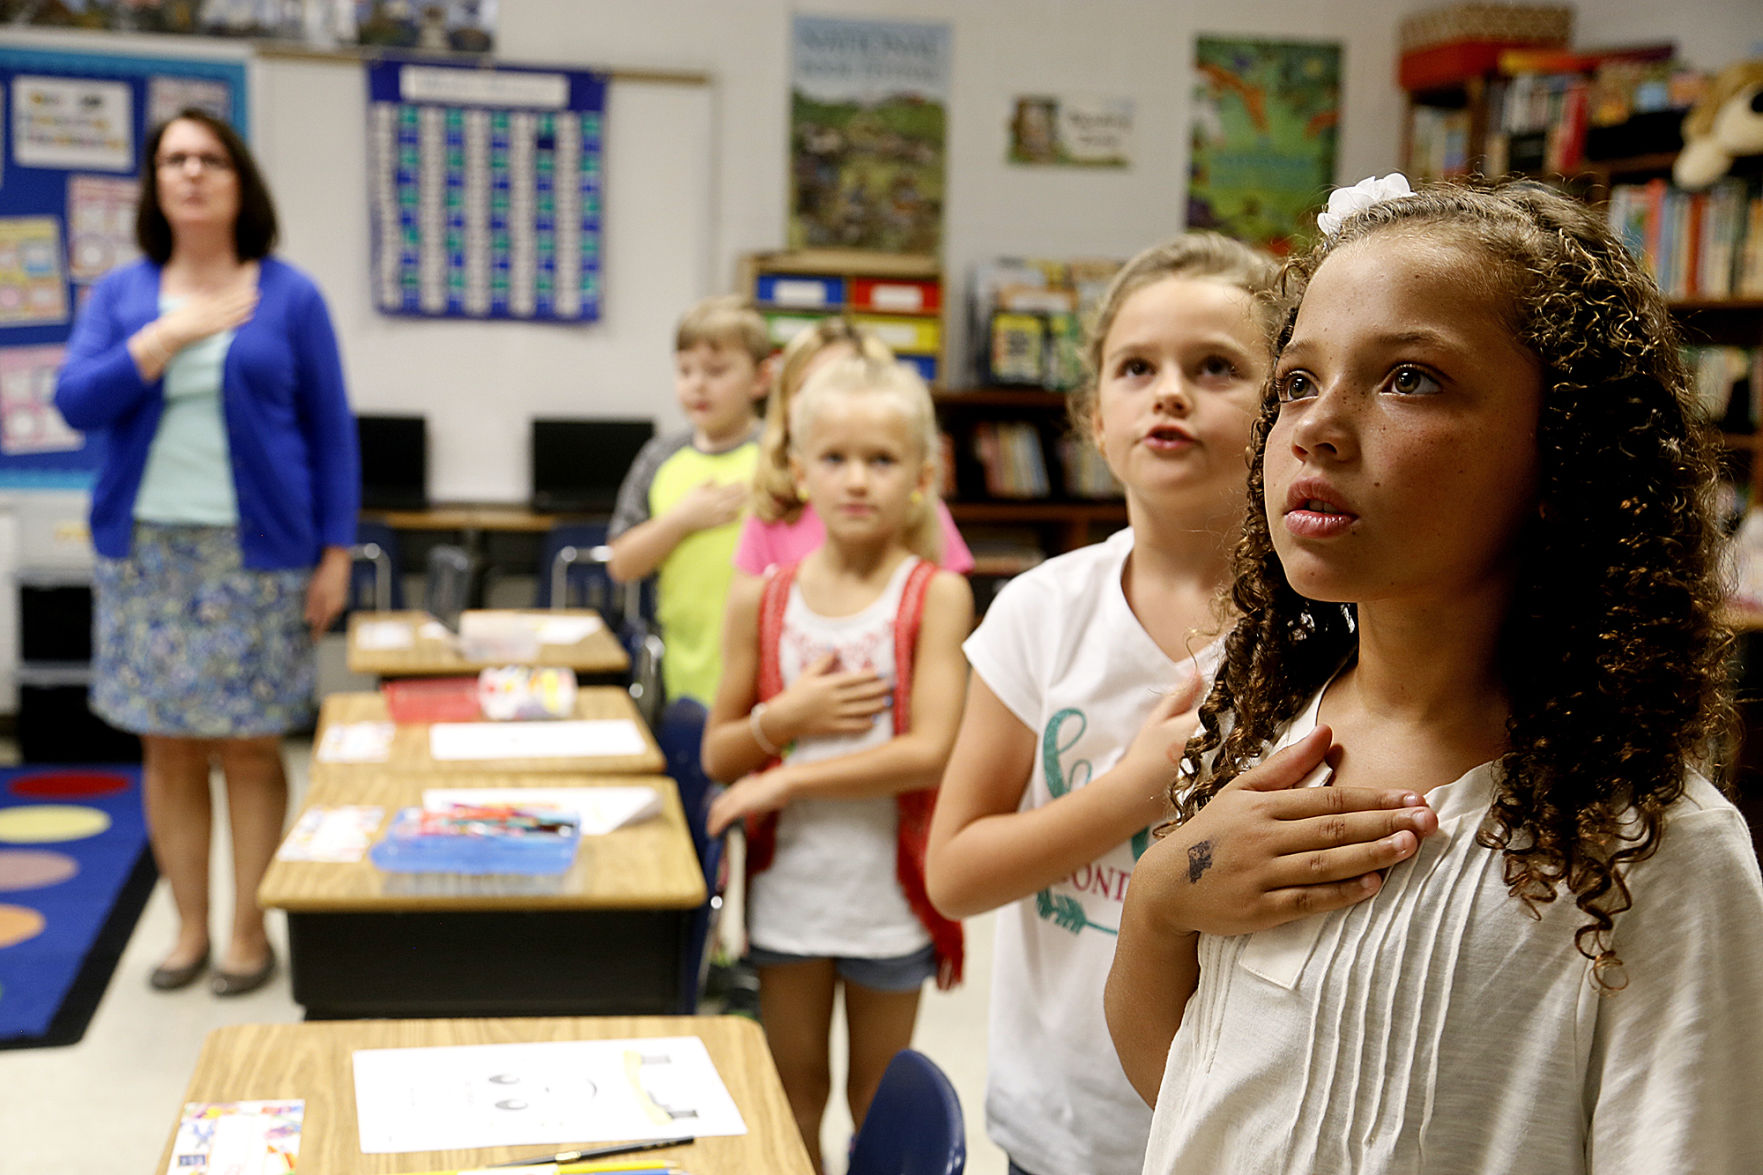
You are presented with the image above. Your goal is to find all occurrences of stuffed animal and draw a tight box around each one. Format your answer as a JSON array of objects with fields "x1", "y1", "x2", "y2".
[{"x1": 1676, "y1": 59, "x2": 1763, "y2": 189}]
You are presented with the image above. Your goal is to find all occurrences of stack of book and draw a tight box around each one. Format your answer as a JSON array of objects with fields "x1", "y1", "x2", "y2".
[
  {"x1": 969, "y1": 256, "x2": 1121, "y2": 390},
  {"x1": 1608, "y1": 178, "x2": 1763, "y2": 299},
  {"x1": 369, "y1": 803, "x2": 581, "y2": 876},
  {"x1": 971, "y1": 422, "x2": 1049, "y2": 498}
]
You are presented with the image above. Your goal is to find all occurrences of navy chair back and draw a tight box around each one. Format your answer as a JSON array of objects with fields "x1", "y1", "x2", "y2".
[
  {"x1": 423, "y1": 543, "x2": 472, "y2": 632},
  {"x1": 350, "y1": 520, "x2": 405, "y2": 612},
  {"x1": 848, "y1": 1049, "x2": 967, "y2": 1175},
  {"x1": 656, "y1": 698, "x2": 721, "y2": 1012},
  {"x1": 535, "y1": 522, "x2": 613, "y2": 612}
]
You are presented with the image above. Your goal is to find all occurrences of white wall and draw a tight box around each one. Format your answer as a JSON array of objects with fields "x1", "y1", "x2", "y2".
[{"x1": 255, "y1": 54, "x2": 714, "y2": 501}]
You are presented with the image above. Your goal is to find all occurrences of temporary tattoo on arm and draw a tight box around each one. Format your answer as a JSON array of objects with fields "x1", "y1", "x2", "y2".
[{"x1": 1187, "y1": 840, "x2": 1214, "y2": 884}]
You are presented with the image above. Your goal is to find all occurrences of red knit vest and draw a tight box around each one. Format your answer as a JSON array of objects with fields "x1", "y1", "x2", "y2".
[{"x1": 744, "y1": 559, "x2": 964, "y2": 989}]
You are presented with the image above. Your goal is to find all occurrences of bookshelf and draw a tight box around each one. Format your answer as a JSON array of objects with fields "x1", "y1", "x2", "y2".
[
  {"x1": 933, "y1": 388, "x2": 1126, "y2": 568},
  {"x1": 741, "y1": 251, "x2": 1125, "y2": 585}
]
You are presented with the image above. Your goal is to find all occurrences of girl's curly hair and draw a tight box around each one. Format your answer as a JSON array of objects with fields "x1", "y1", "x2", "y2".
[{"x1": 1175, "y1": 180, "x2": 1735, "y2": 987}]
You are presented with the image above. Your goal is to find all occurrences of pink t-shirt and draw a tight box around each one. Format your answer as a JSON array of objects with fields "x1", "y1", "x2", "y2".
[{"x1": 733, "y1": 500, "x2": 974, "y2": 576}]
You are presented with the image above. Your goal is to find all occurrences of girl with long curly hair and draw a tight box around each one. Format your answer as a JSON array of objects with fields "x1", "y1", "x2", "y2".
[{"x1": 1105, "y1": 178, "x2": 1763, "y2": 1173}]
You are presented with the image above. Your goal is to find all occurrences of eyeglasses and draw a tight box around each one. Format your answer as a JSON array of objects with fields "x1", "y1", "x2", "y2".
[{"x1": 156, "y1": 152, "x2": 233, "y2": 173}]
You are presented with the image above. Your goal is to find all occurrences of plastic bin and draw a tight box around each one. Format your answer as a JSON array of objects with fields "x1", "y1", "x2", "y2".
[{"x1": 369, "y1": 805, "x2": 581, "y2": 875}]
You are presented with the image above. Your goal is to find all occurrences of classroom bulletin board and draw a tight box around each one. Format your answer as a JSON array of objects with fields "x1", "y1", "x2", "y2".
[
  {"x1": 0, "y1": 43, "x2": 247, "y2": 485},
  {"x1": 366, "y1": 57, "x2": 607, "y2": 324}
]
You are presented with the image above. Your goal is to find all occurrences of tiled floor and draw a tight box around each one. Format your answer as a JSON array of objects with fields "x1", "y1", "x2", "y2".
[{"x1": 0, "y1": 733, "x2": 1007, "y2": 1175}]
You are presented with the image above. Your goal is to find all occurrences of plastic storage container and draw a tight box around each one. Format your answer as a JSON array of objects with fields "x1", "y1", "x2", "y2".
[{"x1": 369, "y1": 805, "x2": 581, "y2": 875}]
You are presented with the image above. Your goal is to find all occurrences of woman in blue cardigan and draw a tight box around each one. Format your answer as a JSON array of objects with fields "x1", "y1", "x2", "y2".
[{"x1": 56, "y1": 110, "x2": 359, "y2": 997}]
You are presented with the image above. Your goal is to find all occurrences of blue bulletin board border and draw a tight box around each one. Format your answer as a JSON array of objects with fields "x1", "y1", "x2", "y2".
[
  {"x1": 366, "y1": 57, "x2": 607, "y2": 325},
  {"x1": 0, "y1": 43, "x2": 247, "y2": 483}
]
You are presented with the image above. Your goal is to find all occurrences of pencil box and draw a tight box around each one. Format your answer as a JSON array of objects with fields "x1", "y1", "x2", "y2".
[{"x1": 368, "y1": 804, "x2": 581, "y2": 875}]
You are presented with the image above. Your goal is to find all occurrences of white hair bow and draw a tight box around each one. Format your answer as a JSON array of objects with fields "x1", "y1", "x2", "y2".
[{"x1": 1315, "y1": 173, "x2": 1414, "y2": 237}]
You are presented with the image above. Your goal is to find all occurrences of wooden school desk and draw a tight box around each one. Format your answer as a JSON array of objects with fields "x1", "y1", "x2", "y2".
[
  {"x1": 157, "y1": 1016, "x2": 813, "y2": 1175},
  {"x1": 260, "y1": 771, "x2": 706, "y2": 1018},
  {"x1": 314, "y1": 689, "x2": 665, "y2": 776},
  {"x1": 347, "y1": 608, "x2": 629, "y2": 679}
]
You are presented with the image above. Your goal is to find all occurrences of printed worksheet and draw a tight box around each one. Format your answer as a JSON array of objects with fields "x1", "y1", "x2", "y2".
[
  {"x1": 351, "y1": 1037, "x2": 746, "y2": 1153},
  {"x1": 428, "y1": 719, "x2": 646, "y2": 761}
]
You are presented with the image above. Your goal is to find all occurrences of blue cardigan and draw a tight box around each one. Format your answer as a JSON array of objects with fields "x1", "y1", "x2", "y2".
[{"x1": 55, "y1": 257, "x2": 360, "y2": 570}]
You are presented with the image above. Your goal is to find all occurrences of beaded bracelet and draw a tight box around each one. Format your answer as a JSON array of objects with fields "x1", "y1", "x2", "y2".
[{"x1": 749, "y1": 701, "x2": 782, "y2": 756}]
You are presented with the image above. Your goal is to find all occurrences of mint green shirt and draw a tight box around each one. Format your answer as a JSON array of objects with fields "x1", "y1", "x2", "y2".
[{"x1": 133, "y1": 297, "x2": 238, "y2": 526}]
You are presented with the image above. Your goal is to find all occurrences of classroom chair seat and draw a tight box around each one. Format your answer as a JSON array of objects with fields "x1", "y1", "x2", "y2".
[{"x1": 848, "y1": 1048, "x2": 966, "y2": 1175}]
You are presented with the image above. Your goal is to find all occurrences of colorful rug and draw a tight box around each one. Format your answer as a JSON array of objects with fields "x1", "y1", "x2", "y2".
[{"x1": 0, "y1": 766, "x2": 154, "y2": 1049}]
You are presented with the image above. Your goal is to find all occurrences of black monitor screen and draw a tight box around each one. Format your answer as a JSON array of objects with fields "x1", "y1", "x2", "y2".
[
  {"x1": 357, "y1": 414, "x2": 427, "y2": 511},
  {"x1": 531, "y1": 418, "x2": 655, "y2": 514}
]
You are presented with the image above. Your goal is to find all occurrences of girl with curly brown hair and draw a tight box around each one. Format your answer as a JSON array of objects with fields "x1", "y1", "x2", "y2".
[{"x1": 1105, "y1": 178, "x2": 1763, "y2": 1173}]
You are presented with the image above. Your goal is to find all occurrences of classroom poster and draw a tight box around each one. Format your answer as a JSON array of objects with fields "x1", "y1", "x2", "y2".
[
  {"x1": 0, "y1": 344, "x2": 79, "y2": 455},
  {"x1": 1189, "y1": 37, "x2": 1341, "y2": 255},
  {"x1": 12, "y1": 75, "x2": 134, "y2": 171},
  {"x1": 1009, "y1": 94, "x2": 1134, "y2": 168},
  {"x1": 67, "y1": 174, "x2": 140, "y2": 282},
  {"x1": 366, "y1": 58, "x2": 607, "y2": 323},
  {"x1": 789, "y1": 14, "x2": 949, "y2": 254},
  {"x1": 0, "y1": 217, "x2": 68, "y2": 328}
]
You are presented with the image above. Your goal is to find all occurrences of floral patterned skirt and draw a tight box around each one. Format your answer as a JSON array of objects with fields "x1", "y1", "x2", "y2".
[{"x1": 91, "y1": 524, "x2": 314, "y2": 738}]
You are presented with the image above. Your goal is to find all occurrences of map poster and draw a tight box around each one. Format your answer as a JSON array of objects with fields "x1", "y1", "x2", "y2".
[
  {"x1": 789, "y1": 14, "x2": 949, "y2": 254},
  {"x1": 1189, "y1": 37, "x2": 1341, "y2": 256}
]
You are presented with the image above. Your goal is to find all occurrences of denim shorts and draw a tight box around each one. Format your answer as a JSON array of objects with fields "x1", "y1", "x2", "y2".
[{"x1": 747, "y1": 943, "x2": 936, "y2": 993}]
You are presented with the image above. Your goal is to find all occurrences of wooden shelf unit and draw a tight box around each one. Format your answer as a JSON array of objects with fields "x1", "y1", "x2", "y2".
[
  {"x1": 934, "y1": 387, "x2": 1125, "y2": 567},
  {"x1": 739, "y1": 249, "x2": 946, "y2": 386}
]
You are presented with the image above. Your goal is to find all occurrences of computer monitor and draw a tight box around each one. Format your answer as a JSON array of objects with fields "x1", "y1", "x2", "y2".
[
  {"x1": 530, "y1": 417, "x2": 655, "y2": 515},
  {"x1": 356, "y1": 414, "x2": 428, "y2": 511}
]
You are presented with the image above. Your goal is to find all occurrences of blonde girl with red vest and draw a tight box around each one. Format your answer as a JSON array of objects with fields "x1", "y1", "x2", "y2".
[{"x1": 703, "y1": 354, "x2": 972, "y2": 1174}]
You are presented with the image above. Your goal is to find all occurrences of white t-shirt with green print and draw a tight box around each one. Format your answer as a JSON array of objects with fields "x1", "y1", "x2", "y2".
[{"x1": 964, "y1": 526, "x2": 1223, "y2": 1175}]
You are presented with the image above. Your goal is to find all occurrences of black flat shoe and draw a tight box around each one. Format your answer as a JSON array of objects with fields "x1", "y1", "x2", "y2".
[
  {"x1": 149, "y1": 949, "x2": 210, "y2": 991},
  {"x1": 210, "y1": 949, "x2": 276, "y2": 997}
]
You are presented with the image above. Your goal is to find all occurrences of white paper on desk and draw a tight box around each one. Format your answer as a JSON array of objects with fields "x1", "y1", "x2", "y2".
[
  {"x1": 423, "y1": 786, "x2": 660, "y2": 835},
  {"x1": 315, "y1": 721, "x2": 395, "y2": 763},
  {"x1": 534, "y1": 614, "x2": 604, "y2": 644},
  {"x1": 354, "y1": 618, "x2": 415, "y2": 650},
  {"x1": 429, "y1": 719, "x2": 647, "y2": 761},
  {"x1": 275, "y1": 805, "x2": 385, "y2": 861},
  {"x1": 351, "y1": 1036, "x2": 747, "y2": 1153}
]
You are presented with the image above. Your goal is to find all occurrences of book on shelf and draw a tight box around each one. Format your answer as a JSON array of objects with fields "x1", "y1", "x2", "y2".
[
  {"x1": 970, "y1": 256, "x2": 1120, "y2": 389},
  {"x1": 1058, "y1": 435, "x2": 1124, "y2": 499},
  {"x1": 1608, "y1": 177, "x2": 1763, "y2": 299},
  {"x1": 971, "y1": 421, "x2": 1049, "y2": 499}
]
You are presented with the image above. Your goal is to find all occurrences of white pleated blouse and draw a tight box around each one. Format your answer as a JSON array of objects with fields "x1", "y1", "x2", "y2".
[{"x1": 1142, "y1": 687, "x2": 1763, "y2": 1175}]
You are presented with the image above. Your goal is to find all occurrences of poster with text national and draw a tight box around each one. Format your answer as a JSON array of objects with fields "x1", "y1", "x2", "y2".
[
  {"x1": 367, "y1": 59, "x2": 605, "y2": 323},
  {"x1": 790, "y1": 14, "x2": 949, "y2": 254},
  {"x1": 1189, "y1": 38, "x2": 1340, "y2": 256}
]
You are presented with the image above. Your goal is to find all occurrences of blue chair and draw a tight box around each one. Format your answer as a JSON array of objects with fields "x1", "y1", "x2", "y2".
[
  {"x1": 536, "y1": 522, "x2": 613, "y2": 611},
  {"x1": 657, "y1": 698, "x2": 723, "y2": 1012},
  {"x1": 848, "y1": 1049, "x2": 967, "y2": 1175}
]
